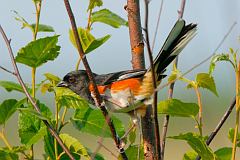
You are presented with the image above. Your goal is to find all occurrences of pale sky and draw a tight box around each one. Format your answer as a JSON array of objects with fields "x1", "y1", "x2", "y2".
[{"x1": 0, "y1": 0, "x2": 240, "y2": 159}]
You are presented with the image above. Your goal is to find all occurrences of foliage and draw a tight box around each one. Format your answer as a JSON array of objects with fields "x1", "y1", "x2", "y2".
[
  {"x1": 69, "y1": 27, "x2": 110, "y2": 54},
  {"x1": 158, "y1": 99, "x2": 199, "y2": 117},
  {"x1": 169, "y1": 133, "x2": 216, "y2": 160},
  {"x1": 15, "y1": 35, "x2": 60, "y2": 68},
  {"x1": 0, "y1": 0, "x2": 238, "y2": 160}
]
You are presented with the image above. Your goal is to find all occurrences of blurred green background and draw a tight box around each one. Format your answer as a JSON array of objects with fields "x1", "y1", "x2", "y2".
[{"x1": 0, "y1": 0, "x2": 240, "y2": 159}]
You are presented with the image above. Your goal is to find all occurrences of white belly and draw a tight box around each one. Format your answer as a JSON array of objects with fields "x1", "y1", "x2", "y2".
[{"x1": 103, "y1": 88, "x2": 151, "y2": 113}]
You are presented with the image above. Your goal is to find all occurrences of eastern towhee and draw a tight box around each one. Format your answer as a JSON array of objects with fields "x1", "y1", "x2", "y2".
[{"x1": 57, "y1": 19, "x2": 197, "y2": 117}]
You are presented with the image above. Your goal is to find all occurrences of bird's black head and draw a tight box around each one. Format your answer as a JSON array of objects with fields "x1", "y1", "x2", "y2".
[{"x1": 57, "y1": 70, "x2": 96, "y2": 104}]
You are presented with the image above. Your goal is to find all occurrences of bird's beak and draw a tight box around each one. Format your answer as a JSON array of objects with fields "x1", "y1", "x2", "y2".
[{"x1": 57, "y1": 81, "x2": 69, "y2": 87}]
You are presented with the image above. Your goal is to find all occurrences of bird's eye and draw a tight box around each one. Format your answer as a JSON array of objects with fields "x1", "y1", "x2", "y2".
[{"x1": 68, "y1": 77, "x2": 76, "y2": 83}]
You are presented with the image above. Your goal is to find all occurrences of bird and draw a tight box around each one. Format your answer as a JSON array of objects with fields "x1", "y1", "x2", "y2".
[{"x1": 57, "y1": 19, "x2": 197, "y2": 118}]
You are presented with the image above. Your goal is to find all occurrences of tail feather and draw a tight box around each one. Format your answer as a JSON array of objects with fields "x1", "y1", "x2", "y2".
[{"x1": 149, "y1": 19, "x2": 197, "y2": 80}]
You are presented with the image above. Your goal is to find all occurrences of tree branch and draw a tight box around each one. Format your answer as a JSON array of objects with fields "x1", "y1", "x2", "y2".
[
  {"x1": 178, "y1": 0, "x2": 186, "y2": 19},
  {"x1": 152, "y1": 0, "x2": 164, "y2": 51},
  {"x1": 144, "y1": 0, "x2": 161, "y2": 159},
  {"x1": 63, "y1": 1, "x2": 127, "y2": 159},
  {"x1": 0, "y1": 66, "x2": 16, "y2": 76},
  {"x1": 196, "y1": 97, "x2": 236, "y2": 160},
  {"x1": 161, "y1": 1, "x2": 186, "y2": 159},
  {"x1": 126, "y1": 0, "x2": 157, "y2": 159},
  {"x1": 126, "y1": 0, "x2": 145, "y2": 69},
  {"x1": 0, "y1": 25, "x2": 75, "y2": 160}
]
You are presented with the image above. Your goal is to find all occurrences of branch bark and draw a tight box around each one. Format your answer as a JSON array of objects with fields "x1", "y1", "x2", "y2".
[
  {"x1": 63, "y1": 1, "x2": 128, "y2": 159},
  {"x1": 144, "y1": 0, "x2": 161, "y2": 159},
  {"x1": 126, "y1": 0, "x2": 157, "y2": 159},
  {"x1": 0, "y1": 25, "x2": 75, "y2": 160},
  {"x1": 126, "y1": 0, "x2": 145, "y2": 69}
]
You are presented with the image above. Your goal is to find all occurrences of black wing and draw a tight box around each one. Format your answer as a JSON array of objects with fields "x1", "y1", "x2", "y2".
[
  {"x1": 95, "y1": 69, "x2": 146, "y2": 86},
  {"x1": 151, "y1": 19, "x2": 197, "y2": 78}
]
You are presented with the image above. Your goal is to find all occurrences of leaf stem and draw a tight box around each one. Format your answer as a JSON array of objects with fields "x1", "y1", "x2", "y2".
[
  {"x1": 87, "y1": 9, "x2": 92, "y2": 31},
  {"x1": 61, "y1": 107, "x2": 68, "y2": 125},
  {"x1": 194, "y1": 87, "x2": 203, "y2": 136},
  {"x1": 31, "y1": 68, "x2": 36, "y2": 98},
  {"x1": 231, "y1": 62, "x2": 240, "y2": 160},
  {"x1": 33, "y1": 0, "x2": 42, "y2": 40},
  {"x1": 75, "y1": 57, "x2": 81, "y2": 70},
  {"x1": 0, "y1": 127, "x2": 12, "y2": 150},
  {"x1": 30, "y1": 1, "x2": 42, "y2": 158}
]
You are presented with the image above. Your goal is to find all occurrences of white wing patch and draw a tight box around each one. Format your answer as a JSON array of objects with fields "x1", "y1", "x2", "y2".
[{"x1": 118, "y1": 70, "x2": 146, "y2": 81}]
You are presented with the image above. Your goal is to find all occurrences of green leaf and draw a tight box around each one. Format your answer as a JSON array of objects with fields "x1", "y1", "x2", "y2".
[
  {"x1": 229, "y1": 48, "x2": 237, "y2": 66},
  {"x1": 0, "y1": 148, "x2": 18, "y2": 160},
  {"x1": 59, "y1": 134, "x2": 90, "y2": 159},
  {"x1": 186, "y1": 82, "x2": 195, "y2": 89},
  {"x1": 14, "y1": 98, "x2": 27, "y2": 109},
  {"x1": 30, "y1": 24, "x2": 54, "y2": 32},
  {"x1": 183, "y1": 151, "x2": 197, "y2": 160},
  {"x1": 88, "y1": 0, "x2": 103, "y2": 11},
  {"x1": 69, "y1": 27, "x2": 110, "y2": 54},
  {"x1": 157, "y1": 99, "x2": 199, "y2": 117},
  {"x1": 214, "y1": 147, "x2": 232, "y2": 160},
  {"x1": 12, "y1": 146, "x2": 28, "y2": 153},
  {"x1": 91, "y1": 9, "x2": 128, "y2": 28},
  {"x1": 18, "y1": 102, "x2": 52, "y2": 147},
  {"x1": 71, "y1": 108, "x2": 125, "y2": 137},
  {"x1": 41, "y1": 83, "x2": 53, "y2": 94},
  {"x1": 196, "y1": 73, "x2": 218, "y2": 96},
  {"x1": 168, "y1": 133, "x2": 216, "y2": 160},
  {"x1": 55, "y1": 87, "x2": 89, "y2": 109},
  {"x1": 18, "y1": 108, "x2": 50, "y2": 121},
  {"x1": 13, "y1": 10, "x2": 32, "y2": 30},
  {"x1": 228, "y1": 128, "x2": 240, "y2": 147},
  {"x1": 0, "y1": 99, "x2": 18, "y2": 125},
  {"x1": 44, "y1": 73, "x2": 61, "y2": 85},
  {"x1": 209, "y1": 54, "x2": 236, "y2": 75},
  {"x1": 15, "y1": 35, "x2": 60, "y2": 68},
  {"x1": 14, "y1": 10, "x2": 54, "y2": 33},
  {"x1": 168, "y1": 72, "x2": 178, "y2": 82},
  {"x1": 32, "y1": 0, "x2": 41, "y2": 4},
  {"x1": 118, "y1": 145, "x2": 143, "y2": 160},
  {"x1": 41, "y1": 73, "x2": 61, "y2": 94},
  {"x1": 0, "y1": 81, "x2": 29, "y2": 93}
]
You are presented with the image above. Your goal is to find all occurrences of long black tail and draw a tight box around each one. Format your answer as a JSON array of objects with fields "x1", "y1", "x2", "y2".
[{"x1": 149, "y1": 19, "x2": 197, "y2": 80}]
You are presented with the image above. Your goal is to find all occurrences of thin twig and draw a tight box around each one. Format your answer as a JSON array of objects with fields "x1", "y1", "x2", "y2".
[
  {"x1": 144, "y1": 0, "x2": 161, "y2": 159},
  {"x1": 161, "y1": 1, "x2": 186, "y2": 159},
  {"x1": 0, "y1": 66, "x2": 16, "y2": 75},
  {"x1": 196, "y1": 97, "x2": 236, "y2": 160},
  {"x1": 91, "y1": 137, "x2": 104, "y2": 159},
  {"x1": 156, "y1": 21, "x2": 237, "y2": 92},
  {"x1": 91, "y1": 117, "x2": 109, "y2": 159},
  {"x1": 97, "y1": 141, "x2": 118, "y2": 159},
  {"x1": 177, "y1": 0, "x2": 186, "y2": 19},
  {"x1": 0, "y1": 25, "x2": 75, "y2": 160},
  {"x1": 63, "y1": 1, "x2": 127, "y2": 159},
  {"x1": 195, "y1": 87, "x2": 203, "y2": 136},
  {"x1": 151, "y1": 0, "x2": 164, "y2": 51}
]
